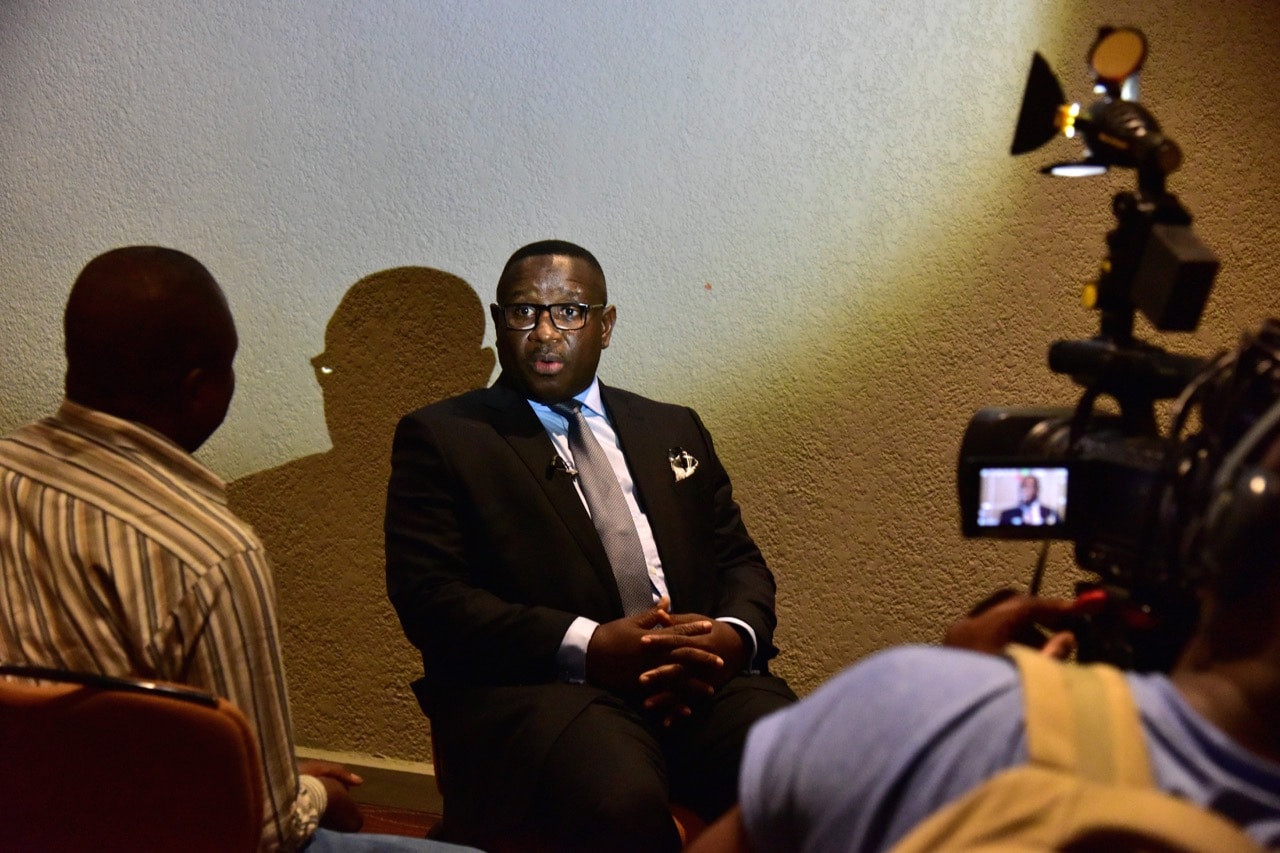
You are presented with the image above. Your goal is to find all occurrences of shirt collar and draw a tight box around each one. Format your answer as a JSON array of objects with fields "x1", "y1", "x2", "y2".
[
  {"x1": 527, "y1": 377, "x2": 606, "y2": 421},
  {"x1": 54, "y1": 399, "x2": 228, "y2": 504}
]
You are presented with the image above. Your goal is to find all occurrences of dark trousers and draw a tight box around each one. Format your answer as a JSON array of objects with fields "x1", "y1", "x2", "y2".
[
  {"x1": 437, "y1": 671, "x2": 798, "y2": 850},
  {"x1": 526, "y1": 673, "x2": 796, "y2": 853}
]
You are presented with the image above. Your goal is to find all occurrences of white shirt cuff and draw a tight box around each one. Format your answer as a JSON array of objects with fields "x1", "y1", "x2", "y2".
[
  {"x1": 717, "y1": 616, "x2": 759, "y2": 673},
  {"x1": 297, "y1": 772, "x2": 328, "y2": 830},
  {"x1": 557, "y1": 616, "x2": 599, "y2": 683}
]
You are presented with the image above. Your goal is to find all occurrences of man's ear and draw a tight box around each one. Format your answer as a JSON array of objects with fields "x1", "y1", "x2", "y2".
[
  {"x1": 600, "y1": 305, "x2": 617, "y2": 349},
  {"x1": 179, "y1": 365, "x2": 212, "y2": 409},
  {"x1": 173, "y1": 364, "x2": 233, "y2": 452}
]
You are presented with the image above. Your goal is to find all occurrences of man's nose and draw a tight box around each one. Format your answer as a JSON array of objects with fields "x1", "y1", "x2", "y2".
[{"x1": 528, "y1": 308, "x2": 563, "y2": 341}]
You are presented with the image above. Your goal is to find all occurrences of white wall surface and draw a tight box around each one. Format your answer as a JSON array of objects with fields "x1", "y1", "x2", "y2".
[{"x1": 2, "y1": 1, "x2": 1054, "y2": 474}]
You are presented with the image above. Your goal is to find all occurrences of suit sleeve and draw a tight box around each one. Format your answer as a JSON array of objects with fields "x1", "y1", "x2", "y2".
[
  {"x1": 384, "y1": 410, "x2": 577, "y2": 691},
  {"x1": 689, "y1": 409, "x2": 780, "y2": 669}
]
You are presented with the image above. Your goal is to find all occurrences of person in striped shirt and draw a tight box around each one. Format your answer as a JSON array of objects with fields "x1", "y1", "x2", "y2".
[{"x1": 0, "y1": 246, "x2": 470, "y2": 852}]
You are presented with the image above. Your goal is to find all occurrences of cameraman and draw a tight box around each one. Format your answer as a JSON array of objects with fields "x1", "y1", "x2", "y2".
[{"x1": 689, "y1": 334, "x2": 1280, "y2": 851}]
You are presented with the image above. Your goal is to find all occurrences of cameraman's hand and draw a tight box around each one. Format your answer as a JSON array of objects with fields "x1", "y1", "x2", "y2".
[{"x1": 944, "y1": 588, "x2": 1077, "y2": 658}]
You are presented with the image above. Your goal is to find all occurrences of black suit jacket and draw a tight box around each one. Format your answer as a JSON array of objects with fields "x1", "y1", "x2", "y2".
[
  {"x1": 384, "y1": 376, "x2": 780, "y2": 827},
  {"x1": 998, "y1": 504, "x2": 1061, "y2": 526}
]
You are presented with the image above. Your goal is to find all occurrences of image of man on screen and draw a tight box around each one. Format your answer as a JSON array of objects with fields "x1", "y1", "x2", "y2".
[{"x1": 998, "y1": 474, "x2": 1060, "y2": 526}]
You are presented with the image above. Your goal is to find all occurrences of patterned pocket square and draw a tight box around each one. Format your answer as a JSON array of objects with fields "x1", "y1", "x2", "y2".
[{"x1": 668, "y1": 447, "x2": 699, "y2": 482}]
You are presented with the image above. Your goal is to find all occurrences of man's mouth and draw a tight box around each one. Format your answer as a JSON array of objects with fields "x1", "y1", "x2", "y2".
[{"x1": 531, "y1": 352, "x2": 564, "y2": 375}]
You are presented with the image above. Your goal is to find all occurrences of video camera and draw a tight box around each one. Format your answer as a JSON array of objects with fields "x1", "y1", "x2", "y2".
[{"x1": 957, "y1": 27, "x2": 1224, "y2": 672}]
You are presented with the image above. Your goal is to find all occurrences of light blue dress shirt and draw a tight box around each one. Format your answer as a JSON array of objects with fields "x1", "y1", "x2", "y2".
[{"x1": 527, "y1": 378, "x2": 757, "y2": 682}]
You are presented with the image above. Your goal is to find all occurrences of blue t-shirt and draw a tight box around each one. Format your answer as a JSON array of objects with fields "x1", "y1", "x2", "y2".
[{"x1": 739, "y1": 646, "x2": 1280, "y2": 851}]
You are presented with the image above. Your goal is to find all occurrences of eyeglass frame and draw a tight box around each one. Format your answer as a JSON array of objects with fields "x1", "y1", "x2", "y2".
[{"x1": 493, "y1": 302, "x2": 607, "y2": 332}]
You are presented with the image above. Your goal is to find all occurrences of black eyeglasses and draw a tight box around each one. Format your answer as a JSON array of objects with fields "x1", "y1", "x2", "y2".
[{"x1": 497, "y1": 303, "x2": 605, "y2": 331}]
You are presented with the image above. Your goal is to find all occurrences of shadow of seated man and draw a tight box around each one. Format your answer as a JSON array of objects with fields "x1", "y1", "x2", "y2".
[{"x1": 231, "y1": 267, "x2": 494, "y2": 761}]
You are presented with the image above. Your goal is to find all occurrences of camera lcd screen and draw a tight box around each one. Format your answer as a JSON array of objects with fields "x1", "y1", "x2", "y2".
[{"x1": 972, "y1": 465, "x2": 1070, "y2": 538}]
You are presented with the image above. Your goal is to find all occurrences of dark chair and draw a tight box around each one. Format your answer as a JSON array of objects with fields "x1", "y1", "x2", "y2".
[{"x1": 0, "y1": 663, "x2": 264, "y2": 852}]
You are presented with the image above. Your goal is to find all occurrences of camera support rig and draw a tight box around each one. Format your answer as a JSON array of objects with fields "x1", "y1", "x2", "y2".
[
  {"x1": 1049, "y1": 181, "x2": 1216, "y2": 442},
  {"x1": 1013, "y1": 27, "x2": 1220, "y2": 441},
  {"x1": 961, "y1": 26, "x2": 1226, "y2": 670}
]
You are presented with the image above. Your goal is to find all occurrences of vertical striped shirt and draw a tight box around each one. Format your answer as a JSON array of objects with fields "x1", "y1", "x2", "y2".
[{"x1": 0, "y1": 400, "x2": 322, "y2": 851}]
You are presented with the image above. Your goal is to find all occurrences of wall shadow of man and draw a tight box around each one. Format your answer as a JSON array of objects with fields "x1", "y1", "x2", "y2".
[{"x1": 230, "y1": 267, "x2": 494, "y2": 758}]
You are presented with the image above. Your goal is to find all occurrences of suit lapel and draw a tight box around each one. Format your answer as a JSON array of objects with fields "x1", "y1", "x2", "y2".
[
  {"x1": 484, "y1": 379, "x2": 615, "y2": 586},
  {"x1": 601, "y1": 385, "x2": 692, "y2": 603},
  {"x1": 602, "y1": 385, "x2": 667, "y2": 508}
]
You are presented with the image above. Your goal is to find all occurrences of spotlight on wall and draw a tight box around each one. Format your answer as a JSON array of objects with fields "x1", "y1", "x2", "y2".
[{"x1": 1011, "y1": 27, "x2": 1181, "y2": 191}]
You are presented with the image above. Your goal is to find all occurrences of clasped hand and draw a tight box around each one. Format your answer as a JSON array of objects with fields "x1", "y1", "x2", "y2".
[{"x1": 585, "y1": 596, "x2": 746, "y2": 727}]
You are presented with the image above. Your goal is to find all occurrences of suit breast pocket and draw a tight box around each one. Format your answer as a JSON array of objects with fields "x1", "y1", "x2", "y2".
[{"x1": 669, "y1": 471, "x2": 716, "y2": 525}]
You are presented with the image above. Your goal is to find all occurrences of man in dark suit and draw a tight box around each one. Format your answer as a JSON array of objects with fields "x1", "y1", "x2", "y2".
[
  {"x1": 385, "y1": 240, "x2": 795, "y2": 852},
  {"x1": 998, "y1": 474, "x2": 1061, "y2": 526}
]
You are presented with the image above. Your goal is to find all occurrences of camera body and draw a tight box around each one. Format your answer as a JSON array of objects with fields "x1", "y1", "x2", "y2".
[
  {"x1": 957, "y1": 317, "x2": 1280, "y2": 671},
  {"x1": 961, "y1": 410, "x2": 1139, "y2": 548},
  {"x1": 957, "y1": 405, "x2": 1202, "y2": 671}
]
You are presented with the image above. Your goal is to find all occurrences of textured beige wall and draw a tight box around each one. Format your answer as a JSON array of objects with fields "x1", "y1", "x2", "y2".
[{"x1": 3, "y1": 2, "x2": 1280, "y2": 765}]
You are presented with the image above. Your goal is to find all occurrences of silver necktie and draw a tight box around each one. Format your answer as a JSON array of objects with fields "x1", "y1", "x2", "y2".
[{"x1": 552, "y1": 401, "x2": 653, "y2": 615}]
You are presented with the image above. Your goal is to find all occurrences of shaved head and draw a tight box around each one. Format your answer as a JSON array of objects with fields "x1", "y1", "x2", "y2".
[
  {"x1": 498, "y1": 240, "x2": 607, "y2": 303},
  {"x1": 64, "y1": 246, "x2": 238, "y2": 450}
]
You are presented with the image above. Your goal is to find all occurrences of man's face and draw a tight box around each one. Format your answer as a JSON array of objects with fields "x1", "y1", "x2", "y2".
[
  {"x1": 1020, "y1": 476, "x2": 1039, "y2": 503},
  {"x1": 491, "y1": 254, "x2": 615, "y2": 404}
]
